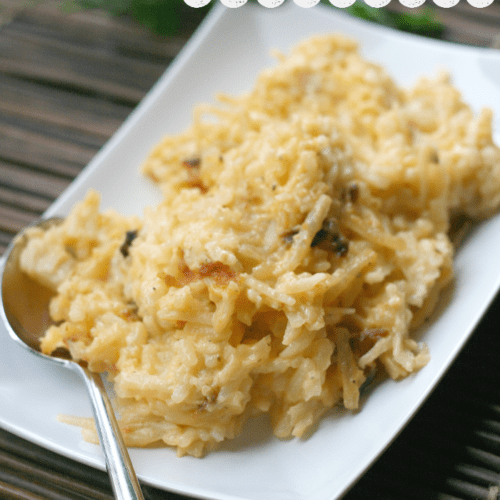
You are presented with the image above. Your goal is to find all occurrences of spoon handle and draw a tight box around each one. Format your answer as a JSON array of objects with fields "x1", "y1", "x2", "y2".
[{"x1": 79, "y1": 366, "x2": 145, "y2": 500}]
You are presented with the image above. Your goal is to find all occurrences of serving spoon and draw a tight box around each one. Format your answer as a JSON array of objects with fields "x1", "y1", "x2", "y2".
[{"x1": 0, "y1": 217, "x2": 145, "y2": 500}]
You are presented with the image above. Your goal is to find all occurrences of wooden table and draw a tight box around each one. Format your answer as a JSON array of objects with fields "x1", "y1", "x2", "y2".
[{"x1": 1, "y1": 2, "x2": 500, "y2": 499}]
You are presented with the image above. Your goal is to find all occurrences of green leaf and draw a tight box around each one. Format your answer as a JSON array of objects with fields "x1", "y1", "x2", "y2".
[
  {"x1": 67, "y1": 0, "x2": 444, "y2": 39},
  {"x1": 341, "y1": 3, "x2": 444, "y2": 39},
  {"x1": 343, "y1": 3, "x2": 397, "y2": 27},
  {"x1": 68, "y1": 0, "x2": 212, "y2": 35},
  {"x1": 391, "y1": 9, "x2": 445, "y2": 38}
]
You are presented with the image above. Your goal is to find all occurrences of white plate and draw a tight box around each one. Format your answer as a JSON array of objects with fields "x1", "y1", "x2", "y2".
[{"x1": 2, "y1": 4, "x2": 500, "y2": 500}]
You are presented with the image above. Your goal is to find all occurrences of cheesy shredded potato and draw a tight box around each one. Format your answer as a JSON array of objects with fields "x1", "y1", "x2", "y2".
[{"x1": 19, "y1": 35, "x2": 500, "y2": 457}]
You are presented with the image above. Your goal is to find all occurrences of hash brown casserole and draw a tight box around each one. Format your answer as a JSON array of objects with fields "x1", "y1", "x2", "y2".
[{"x1": 19, "y1": 35, "x2": 500, "y2": 457}]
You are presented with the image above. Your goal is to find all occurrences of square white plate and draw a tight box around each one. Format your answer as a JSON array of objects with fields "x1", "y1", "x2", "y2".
[{"x1": 2, "y1": 3, "x2": 500, "y2": 500}]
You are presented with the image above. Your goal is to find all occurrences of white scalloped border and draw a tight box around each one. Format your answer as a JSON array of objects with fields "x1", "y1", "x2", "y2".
[{"x1": 185, "y1": 0, "x2": 494, "y2": 9}]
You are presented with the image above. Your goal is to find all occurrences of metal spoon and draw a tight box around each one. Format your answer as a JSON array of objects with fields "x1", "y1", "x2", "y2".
[{"x1": 0, "y1": 217, "x2": 145, "y2": 500}]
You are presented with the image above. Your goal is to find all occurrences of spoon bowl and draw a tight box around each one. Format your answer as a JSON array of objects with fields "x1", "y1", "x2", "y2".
[{"x1": 0, "y1": 217, "x2": 145, "y2": 500}]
